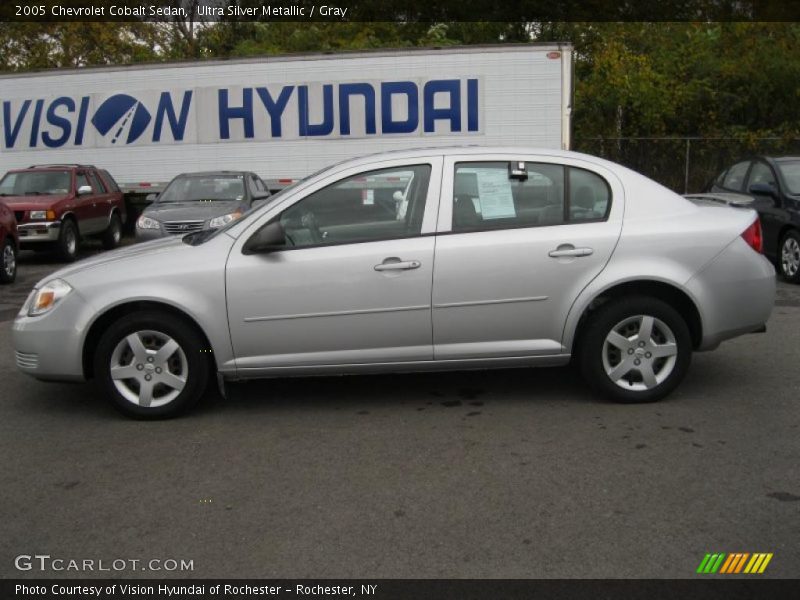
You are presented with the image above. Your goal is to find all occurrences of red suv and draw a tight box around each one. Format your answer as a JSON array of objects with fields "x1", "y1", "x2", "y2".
[
  {"x1": 0, "y1": 164, "x2": 126, "y2": 261},
  {"x1": 0, "y1": 200, "x2": 18, "y2": 283}
]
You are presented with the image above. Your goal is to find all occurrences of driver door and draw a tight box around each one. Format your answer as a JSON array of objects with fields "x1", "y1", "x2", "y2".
[{"x1": 225, "y1": 158, "x2": 442, "y2": 374}]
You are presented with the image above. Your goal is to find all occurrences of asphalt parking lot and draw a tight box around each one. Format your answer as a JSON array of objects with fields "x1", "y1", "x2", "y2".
[{"x1": 1, "y1": 241, "x2": 798, "y2": 579}]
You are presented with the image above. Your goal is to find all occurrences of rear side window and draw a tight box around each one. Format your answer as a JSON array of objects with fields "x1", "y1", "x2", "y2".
[
  {"x1": 89, "y1": 171, "x2": 107, "y2": 193},
  {"x1": 100, "y1": 170, "x2": 121, "y2": 192},
  {"x1": 722, "y1": 161, "x2": 751, "y2": 191},
  {"x1": 452, "y1": 162, "x2": 611, "y2": 232},
  {"x1": 747, "y1": 162, "x2": 776, "y2": 187},
  {"x1": 569, "y1": 168, "x2": 610, "y2": 221}
]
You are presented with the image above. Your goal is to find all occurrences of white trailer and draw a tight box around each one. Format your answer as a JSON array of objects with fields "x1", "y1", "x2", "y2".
[{"x1": 0, "y1": 44, "x2": 572, "y2": 193}]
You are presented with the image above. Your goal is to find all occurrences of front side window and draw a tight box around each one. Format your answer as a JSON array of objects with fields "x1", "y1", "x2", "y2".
[
  {"x1": 279, "y1": 165, "x2": 431, "y2": 248},
  {"x1": 722, "y1": 161, "x2": 751, "y2": 191},
  {"x1": 76, "y1": 172, "x2": 91, "y2": 192},
  {"x1": 452, "y1": 162, "x2": 610, "y2": 232},
  {"x1": 0, "y1": 170, "x2": 70, "y2": 195}
]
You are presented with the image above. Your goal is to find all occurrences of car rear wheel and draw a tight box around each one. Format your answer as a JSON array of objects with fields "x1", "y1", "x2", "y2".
[
  {"x1": 101, "y1": 213, "x2": 122, "y2": 250},
  {"x1": 779, "y1": 230, "x2": 800, "y2": 283},
  {"x1": 57, "y1": 219, "x2": 79, "y2": 262},
  {"x1": 579, "y1": 296, "x2": 692, "y2": 403},
  {"x1": 94, "y1": 311, "x2": 209, "y2": 419},
  {"x1": 0, "y1": 239, "x2": 17, "y2": 284}
]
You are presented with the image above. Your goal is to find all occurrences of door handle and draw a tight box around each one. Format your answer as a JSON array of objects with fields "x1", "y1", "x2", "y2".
[
  {"x1": 548, "y1": 245, "x2": 594, "y2": 258},
  {"x1": 374, "y1": 258, "x2": 422, "y2": 271}
]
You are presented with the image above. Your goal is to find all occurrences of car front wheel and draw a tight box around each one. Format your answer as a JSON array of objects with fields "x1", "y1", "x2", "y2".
[
  {"x1": 779, "y1": 230, "x2": 800, "y2": 283},
  {"x1": 0, "y1": 238, "x2": 17, "y2": 284},
  {"x1": 579, "y1": 296, "x2": 692, "y2": 403},
  {"x1": 94, "y1": 311, "x2": 209, "y2": 418},
  {"x1": 57, "y1": 219, "x2": 79, "y2": 262}
]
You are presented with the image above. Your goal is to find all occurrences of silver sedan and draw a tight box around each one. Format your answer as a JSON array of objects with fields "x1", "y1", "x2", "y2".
[{"x1": 12, "y1": 148, "x2": 775, "y2": 418}]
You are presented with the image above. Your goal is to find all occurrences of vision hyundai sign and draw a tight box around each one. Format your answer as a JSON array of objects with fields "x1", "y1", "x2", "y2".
[{"x1": 0, "y1": 78, "x2": 481, "y2": 152}]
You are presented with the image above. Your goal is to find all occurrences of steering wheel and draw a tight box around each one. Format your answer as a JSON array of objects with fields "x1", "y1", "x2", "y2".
[{"x1": 301, "y1": 211, "x2": 324, "y2": 244}]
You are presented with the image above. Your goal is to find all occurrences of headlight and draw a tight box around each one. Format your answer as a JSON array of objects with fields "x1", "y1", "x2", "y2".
[
  {"x1": 27, "y1": 279, "x2": 72, "y2": 317},
  {"x1": 29, "y1": 210, "x2": 55, "y2": 220},
  {"x1": 136, "y1": 214, "x2": 160, "y2": 229},
  {"x1": 208, "y1": 211, "x2": 242, "y2": 229}
]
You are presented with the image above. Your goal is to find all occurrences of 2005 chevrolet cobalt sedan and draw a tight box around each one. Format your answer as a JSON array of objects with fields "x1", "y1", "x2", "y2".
[{"x1": 12, "y1": 148, "x2": 775, "y2": 418}]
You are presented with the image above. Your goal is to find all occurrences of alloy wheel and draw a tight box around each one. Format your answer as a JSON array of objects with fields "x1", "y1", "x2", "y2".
[
  {"x1": 602, "y1": 315, "x2": 678, "y2": 391},
  {"x1": 2, "y1": 243, "x2": 15, "y2": 278},
  {"x1": 782, "y1": 236, "x2": 800, "y2": 278},
  {"x1": 109, "y1": 330, "x2": 188, "y2": 408}
]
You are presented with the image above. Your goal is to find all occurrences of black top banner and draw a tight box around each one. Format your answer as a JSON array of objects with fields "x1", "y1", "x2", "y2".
[{"x1": 1, "y1": 0, "x2": 800, "y2": 23}]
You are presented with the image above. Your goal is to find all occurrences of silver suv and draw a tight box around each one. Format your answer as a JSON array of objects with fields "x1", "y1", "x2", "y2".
[{"x1": 12, "y1": 148, "x2": 775, "y2": 418}]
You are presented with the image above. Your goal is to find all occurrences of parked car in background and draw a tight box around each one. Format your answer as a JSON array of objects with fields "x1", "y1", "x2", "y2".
[
  {"x1": 0, "y1": 200, "x2": 19, "y2": 284},
  {"x1": 13, "y1": 148, "x2": 775, "y2": 419},
  {"x1": 707, "y1": 156, "x2": 800, "y2": 282},
  {"x1": 0, "y1": 164, "x2": 126, "y2": 262},
  {"x1": 136, "y1": 171, "x2": 271, "y2": 240}
]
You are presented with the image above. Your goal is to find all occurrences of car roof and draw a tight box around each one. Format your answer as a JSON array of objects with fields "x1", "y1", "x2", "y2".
[
  {"x1": 175, "y1": 171, "x2": 250, "y2": 177},
  {"x1": 326, "y1": 146, "x2": 624, "y2": 172}
]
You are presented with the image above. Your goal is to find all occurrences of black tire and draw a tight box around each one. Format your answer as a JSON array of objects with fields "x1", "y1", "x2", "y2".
[
  {"x1": 93, "y1": 311, "x2": 210, "y2": 419},
  {"x1": 578, "y1": 296, "x2": 692, "y2": 403},
  {"x1": 0, "y1": 238, "x2": 17, "y2": 284},
  {"x1": 778, "y1": 229, "x2": 800, "y2": 284},
  {"x1": 56, "y1": 219, "x2": 79, "y2": 262},
  {"x1": 101, "y1": 213, "x2": 122, "y2": 250}
]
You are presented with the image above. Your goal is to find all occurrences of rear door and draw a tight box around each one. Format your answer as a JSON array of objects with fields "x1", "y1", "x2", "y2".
[
  {"x1": 87, "y1": 170, "x2": 113, "y2": 233},
  {"x1": 432, "y1": 154, "x2": 624, "y2": 360}
]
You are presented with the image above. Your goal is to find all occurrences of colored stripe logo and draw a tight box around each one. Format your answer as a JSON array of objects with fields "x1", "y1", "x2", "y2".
[{"x1": 697, "y1": 553, "x2": 773, "y2": 574}]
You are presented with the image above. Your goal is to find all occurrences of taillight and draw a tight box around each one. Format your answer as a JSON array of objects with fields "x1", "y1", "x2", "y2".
[{"x1": 741, "y1": 218, "x2": 763, "y2": 253}]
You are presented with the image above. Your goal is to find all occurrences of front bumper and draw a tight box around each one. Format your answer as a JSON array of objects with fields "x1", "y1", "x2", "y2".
[
  {"x1": 17, "y1": 221, "x2": 61, "y2": 244},
  {"x1": 12, "y1": 288, "x2": 92, "y2": 382},
  {"x1": 135, "y1": 227, "x2": 168, "y2": 241}
]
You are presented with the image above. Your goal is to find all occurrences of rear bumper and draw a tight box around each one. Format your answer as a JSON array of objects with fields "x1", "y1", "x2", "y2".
[
  {"x1": 686, "y1": 237, "x2": 776, "y2": 351},
  {"x1": 18, "y1": 221, "x2": 60, "y2": 243}
]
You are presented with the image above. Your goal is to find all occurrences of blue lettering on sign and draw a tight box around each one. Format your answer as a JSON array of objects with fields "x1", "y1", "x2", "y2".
[
  {"x1": 298, "y1": 85, "x2": 334, "y2": 137},
  {"x1": 381, "y1": 81, "x2": 418, "y2": 134},
  {"x1": 153, "y1": 91, "x2": 192, "y2": 142},
  {"x1": 255, "y1": 86, "x2": 293, "y2": 137},
  {"x1": 0, "y1": 78, "x2": 480, "y2": 151}
]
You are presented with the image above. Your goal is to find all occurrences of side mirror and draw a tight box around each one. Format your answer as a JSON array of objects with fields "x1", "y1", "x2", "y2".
[
  {"x1": 77, "y1": 185, "x2": 93, "y2": 196},
  {"x1": 748, "y1": 182, "x2": 777, "y2": 199},
  {"x1": 145, "y1": 193, "x2": 158, "y2": 202},
  {"x1": 242, "y1": 220, "x2": 286, "y2": 255}
]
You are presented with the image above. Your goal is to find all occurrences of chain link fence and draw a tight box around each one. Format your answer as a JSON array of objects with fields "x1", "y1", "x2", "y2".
[{"x1": 574, "y1": 137, "x2": 800, "y2": 193}]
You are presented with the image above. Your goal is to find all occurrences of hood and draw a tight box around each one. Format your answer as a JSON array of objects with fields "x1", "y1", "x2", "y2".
[
  {"x1": 0, "y1": 194, "x2": 70, "y2": 210},
  {"x1": 144, "y1": 200, "x2": 245, "y2": 222},
  {"x1": 39, "y1": 237, "x2": 186, "y2": 285}
]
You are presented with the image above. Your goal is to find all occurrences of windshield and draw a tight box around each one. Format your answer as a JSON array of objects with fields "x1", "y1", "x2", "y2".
[
  {"x1": 183, "y1": 180, "x2": 302, "y2": 246},
  {"x1": 158, "y1": 175, "x2": 245, "y2": 203},
  {"x1": 0, "y1": 170, "x2": 70, "y2": 195},
  {"x1": 778, "y1": 161, "x2": 800, "y2": 195}
]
